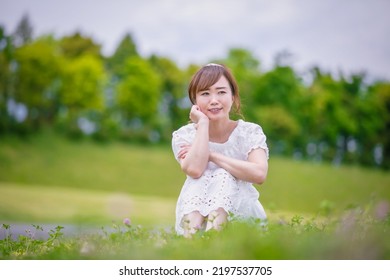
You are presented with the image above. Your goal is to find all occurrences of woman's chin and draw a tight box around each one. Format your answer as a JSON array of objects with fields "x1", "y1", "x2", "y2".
[{"x1": 207, "y1": 113, "x2": 227, "y2": 121}]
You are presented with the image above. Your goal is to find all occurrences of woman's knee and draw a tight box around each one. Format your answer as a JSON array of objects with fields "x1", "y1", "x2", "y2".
[{"x1": 187, "y1": 211, "x2": 204, "y2": 224}]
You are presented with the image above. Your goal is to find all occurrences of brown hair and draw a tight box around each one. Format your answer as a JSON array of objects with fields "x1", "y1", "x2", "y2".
[{"x1": 188, "y1": 63, "x2": 242, "y2": 117}]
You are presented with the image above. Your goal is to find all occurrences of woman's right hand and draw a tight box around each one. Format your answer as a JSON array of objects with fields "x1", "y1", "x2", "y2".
[{"x1": 190, "y1": 105, "x2": 209, "y2": 126}]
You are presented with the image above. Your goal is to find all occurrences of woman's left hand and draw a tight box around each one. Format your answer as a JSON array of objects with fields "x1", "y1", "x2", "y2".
[{"x1": 178, "y1": 144, "x2": 191, "y2": 160}]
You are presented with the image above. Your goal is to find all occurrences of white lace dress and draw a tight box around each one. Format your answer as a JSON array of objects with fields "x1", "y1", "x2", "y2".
[{"x1": 172, "y1": 119, "x2": 269, "y2": 235}]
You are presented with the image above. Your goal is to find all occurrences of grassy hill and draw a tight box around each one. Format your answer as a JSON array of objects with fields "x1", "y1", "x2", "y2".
[{"x1": 1, "y1": 131, "x2": 389, "y2": 226}]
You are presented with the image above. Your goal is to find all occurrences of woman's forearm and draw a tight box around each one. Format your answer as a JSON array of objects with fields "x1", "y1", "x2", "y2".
[
  {"x1": 209, "y1": 150, "x2": 268, "y2": 184},
  {"x1": 180, "y1": 120, "x2": 210, "y2": 178}
]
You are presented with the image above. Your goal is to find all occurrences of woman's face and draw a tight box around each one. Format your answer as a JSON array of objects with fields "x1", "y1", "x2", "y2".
[{"x1": 195, "y1": 75, "x2": 234, "y2": 121}]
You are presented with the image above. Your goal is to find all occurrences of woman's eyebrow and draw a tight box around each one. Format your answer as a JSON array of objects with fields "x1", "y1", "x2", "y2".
[
  {"x1": 198, "y1": 86, "x2": 228, "y2": 92},
  {"x1": 207, "y1": 86, "x2": 228, "y2": 90}
]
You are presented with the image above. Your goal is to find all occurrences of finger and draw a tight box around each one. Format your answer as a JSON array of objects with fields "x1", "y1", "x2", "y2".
[
  {"x1": 178, "y1": 148, "x2": 188, "y2": 158},
  {"x1": 178, "y1": 151, "x2": 188, "y2": 159}
]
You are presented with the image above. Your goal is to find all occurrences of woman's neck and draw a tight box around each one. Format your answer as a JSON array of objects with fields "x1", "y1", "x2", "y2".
[{"x1": 208, "y1": 118, "x2": 236, "y2": 143}]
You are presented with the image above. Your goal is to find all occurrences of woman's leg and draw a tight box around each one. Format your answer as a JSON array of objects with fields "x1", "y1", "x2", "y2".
[
  {"x1": 183, "y1": 211, "x2": 205, "y2": 238},
  {"x1": 205, "y1": 207, "x2": 228, "y2": 231}
]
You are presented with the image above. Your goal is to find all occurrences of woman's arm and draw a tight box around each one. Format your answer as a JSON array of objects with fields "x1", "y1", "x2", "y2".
[
  {"x1": 209, "y1": 148, "x2": 268, "y2": 184},
  {"x1": 178, "y1": 106, "x2": 210, "y2": 178}
]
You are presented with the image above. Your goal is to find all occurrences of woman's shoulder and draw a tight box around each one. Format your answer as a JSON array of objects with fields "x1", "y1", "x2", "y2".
[
  {"x1": 172, "y1": 123, "x2": 196, "y2": 138},
  {"x1": 237, "y1": 119, "x2": 264, "y2": 133},
  {"x1": 236, "y1": 119, "x2": 269, "y2": 158}
]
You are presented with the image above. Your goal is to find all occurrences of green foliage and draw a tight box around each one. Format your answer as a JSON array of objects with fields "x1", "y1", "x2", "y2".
[
  {"x1": 250, "y1": 65, "x2": 305, "y2": 152},
  {"x1": 149, "y1": 55, "x2": 188, "y2": 137},
  {"x1": 12, "y1": 38, "x2": 62, "y2": 129},
  {"x1": 222, "y1": 48, "x2": 261, "y2": 117},
  {"x1": 309, "y1": 69, "x2": 358, "y2": 141},
  {"x1": 116, "y1": 57, "x2": 161, "y2": 121},
  {"x1": 0, "y1": 26, "x2": 14, "y2": 133},
  {"x1": 106, "y1": 33, "x2": 138, "y2": 78},
  {"x1": 366, "y1": 82, "x2": 390, "y2": 168},
  {"x1": 1, "y1": 16, "x2": 389, "y2": 168},
  {"x1": 254, "y1": 66, "x2": 304, "y2": 110},
  {"x1": 59, "y1": 55, "x2": 106, "y2": 111},
  {"x1": 254, "y1": 105, "x2": 300, "y2": 152},
  {"x1": 0, "y1": 223, "x2": 66, "y2": 259},
  {"x1": 59, "y1": 32, "x2": 101, "y2": 59},
  {"x1": 55, "y1": 54, "x2": 107, "y2": 138}
]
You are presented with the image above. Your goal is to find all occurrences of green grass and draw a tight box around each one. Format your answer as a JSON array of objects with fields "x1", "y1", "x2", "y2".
[
  {"x1": 0, "y1": 131, "x2": 184, "y2": 197},
  {"x1": 1, "y1": 131, "x2": 389, "y2": 225},
  {"x1": 263, "y1": 157, "x2": 390, "y2": 215},
  {"x1": 1, "y1": 212, "x2": 389, "y2": 259},
  {"x1": 0, "y1": 131, "x2": 389, "y2": 259},
  {"x1": 0, "y1": 182, "x2": 175, "y2": 226}
]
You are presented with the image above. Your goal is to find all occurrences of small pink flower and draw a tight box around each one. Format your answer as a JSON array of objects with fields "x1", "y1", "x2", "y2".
[
  {"x1": 123, "y1": 218, "x2": 131, "y2": 226},
  {"x1": 375, "y1": 200, "x2": 390, "y2": 221}
]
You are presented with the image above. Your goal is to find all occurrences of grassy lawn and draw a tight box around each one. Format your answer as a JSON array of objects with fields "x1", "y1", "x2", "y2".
[
  {"x1": 0, "y1": 131, "x2": 184, "y2": 197},
  {"x1": 0, "y1": 132, "x2": 389, "y2": 259},
  {"x1": 0, "y1": 182, "x2": 176, "y2": 226},
  {"x1": 1, "y1": 131, "x2": 389, "y2": 225}
]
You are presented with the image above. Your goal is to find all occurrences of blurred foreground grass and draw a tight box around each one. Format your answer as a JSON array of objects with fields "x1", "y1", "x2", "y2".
[{"x1": 1, "y1": 210, "x2": 389, "y2": 259}]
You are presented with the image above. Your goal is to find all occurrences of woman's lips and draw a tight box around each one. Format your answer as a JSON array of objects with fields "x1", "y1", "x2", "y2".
[{"x1": 208, "y1": 108, "x2": 222, "y2": 113}]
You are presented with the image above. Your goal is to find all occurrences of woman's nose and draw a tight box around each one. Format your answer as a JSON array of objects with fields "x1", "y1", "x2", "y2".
[{"x1": 210, "y1": 93, "x2": 219, "y2": 104}]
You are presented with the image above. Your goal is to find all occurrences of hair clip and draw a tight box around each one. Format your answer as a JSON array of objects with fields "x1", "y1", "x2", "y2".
[{"x1": 205, "y1": 63, "x2": 224, "y2": 67}]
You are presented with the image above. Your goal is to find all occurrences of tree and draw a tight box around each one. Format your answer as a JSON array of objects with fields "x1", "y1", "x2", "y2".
[
  {"x1": 252, "y1": 65, "x2": 305, "y2": 154},
  {"x1": 221, "y1": 48, "x2": 261, "y2": 118},
  {"x1": 13, "y1": 14, "x2": 33, "y2": 47},
  {"x1": 116, "y1": 56, "x2": 161, "y2": 124},
  {"x1": 149, "y1": 55, "x2": 186, "y2": 138},
  {"x1": 254, "y1": 65, "x2": 304, "y2": 110},
  {"x1": 303, "y1": 68, "x2": 363, "y2": 163},
  {"x1": 306, "y1": 69, "x2": 340, "y2": 157},
  {"x1": 364, "y1": 82, "x2": 390, "y2": 168},
  {"x1": 337, "y1": 72, "x2": 367, "y2": 164},
  {"x1": 13, "y1": 37, "x2": 61, "y2": 129},
  {"x1": 59, "y1": 32, "x2": 101, "y2": 59},
  {"x1": 59, "y1": 55, "x2": 106, "y2": 112},
  {"x1": 56, "y1": 54, "x2": 106, "y2": 138},
  {"x1": 106, "y1": 33, "x2": 138, "y2": 78},
  {"x1": 0, "y1": 26, "x2": 14, "y2": 133},
  {"x1": 254, "y1": 105, "x2": 300, "y2": 154}
]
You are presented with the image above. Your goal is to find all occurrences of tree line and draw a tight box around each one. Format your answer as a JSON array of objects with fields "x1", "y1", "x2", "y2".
[{"x1": 1, "y1": 15, "x2": 389, "y2": 169}]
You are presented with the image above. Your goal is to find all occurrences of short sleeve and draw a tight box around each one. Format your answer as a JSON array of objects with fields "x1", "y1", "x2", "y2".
[
  {"x1": 244, "y1": 123, "x2": 269, "y2": 160},
  {"x1": 171, "y1": 124, "x2": 195, "y2": 162}
]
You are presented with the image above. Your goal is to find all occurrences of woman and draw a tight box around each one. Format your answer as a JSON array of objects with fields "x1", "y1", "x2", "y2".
[{"x1": 172, "y1": 63, "x2": 269, "y2": 237}]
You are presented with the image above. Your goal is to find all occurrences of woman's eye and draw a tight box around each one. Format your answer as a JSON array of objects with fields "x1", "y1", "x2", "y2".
[
  {"x1": 218, "y1": 91, "x2": 226, "y2": 94},
  {"x1": 201, "y1": 92, "x2": 209, "y2": 96}
]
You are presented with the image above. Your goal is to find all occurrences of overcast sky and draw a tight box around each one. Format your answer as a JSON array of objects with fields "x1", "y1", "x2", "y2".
[{"x1": 1, "y1": 0, "x2": 389, "y2": 80}]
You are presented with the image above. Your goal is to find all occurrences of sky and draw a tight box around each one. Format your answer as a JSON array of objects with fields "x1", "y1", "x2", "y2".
[{"x1": 1, "y1": 0, "x2": 389, "y2": 80}]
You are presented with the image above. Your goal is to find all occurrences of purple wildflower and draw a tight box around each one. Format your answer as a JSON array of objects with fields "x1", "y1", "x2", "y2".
[{"x1": 123, "y1": 218, "x2": 131, "y2": 227}]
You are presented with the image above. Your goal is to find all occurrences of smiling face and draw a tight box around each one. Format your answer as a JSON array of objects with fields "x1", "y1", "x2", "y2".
[
  {"x1": 195, "y1": 75, "x2": 234, "y2": 121},
  {"x1": 188, "y1": 64, "x2": 242, "y2": 119}
]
